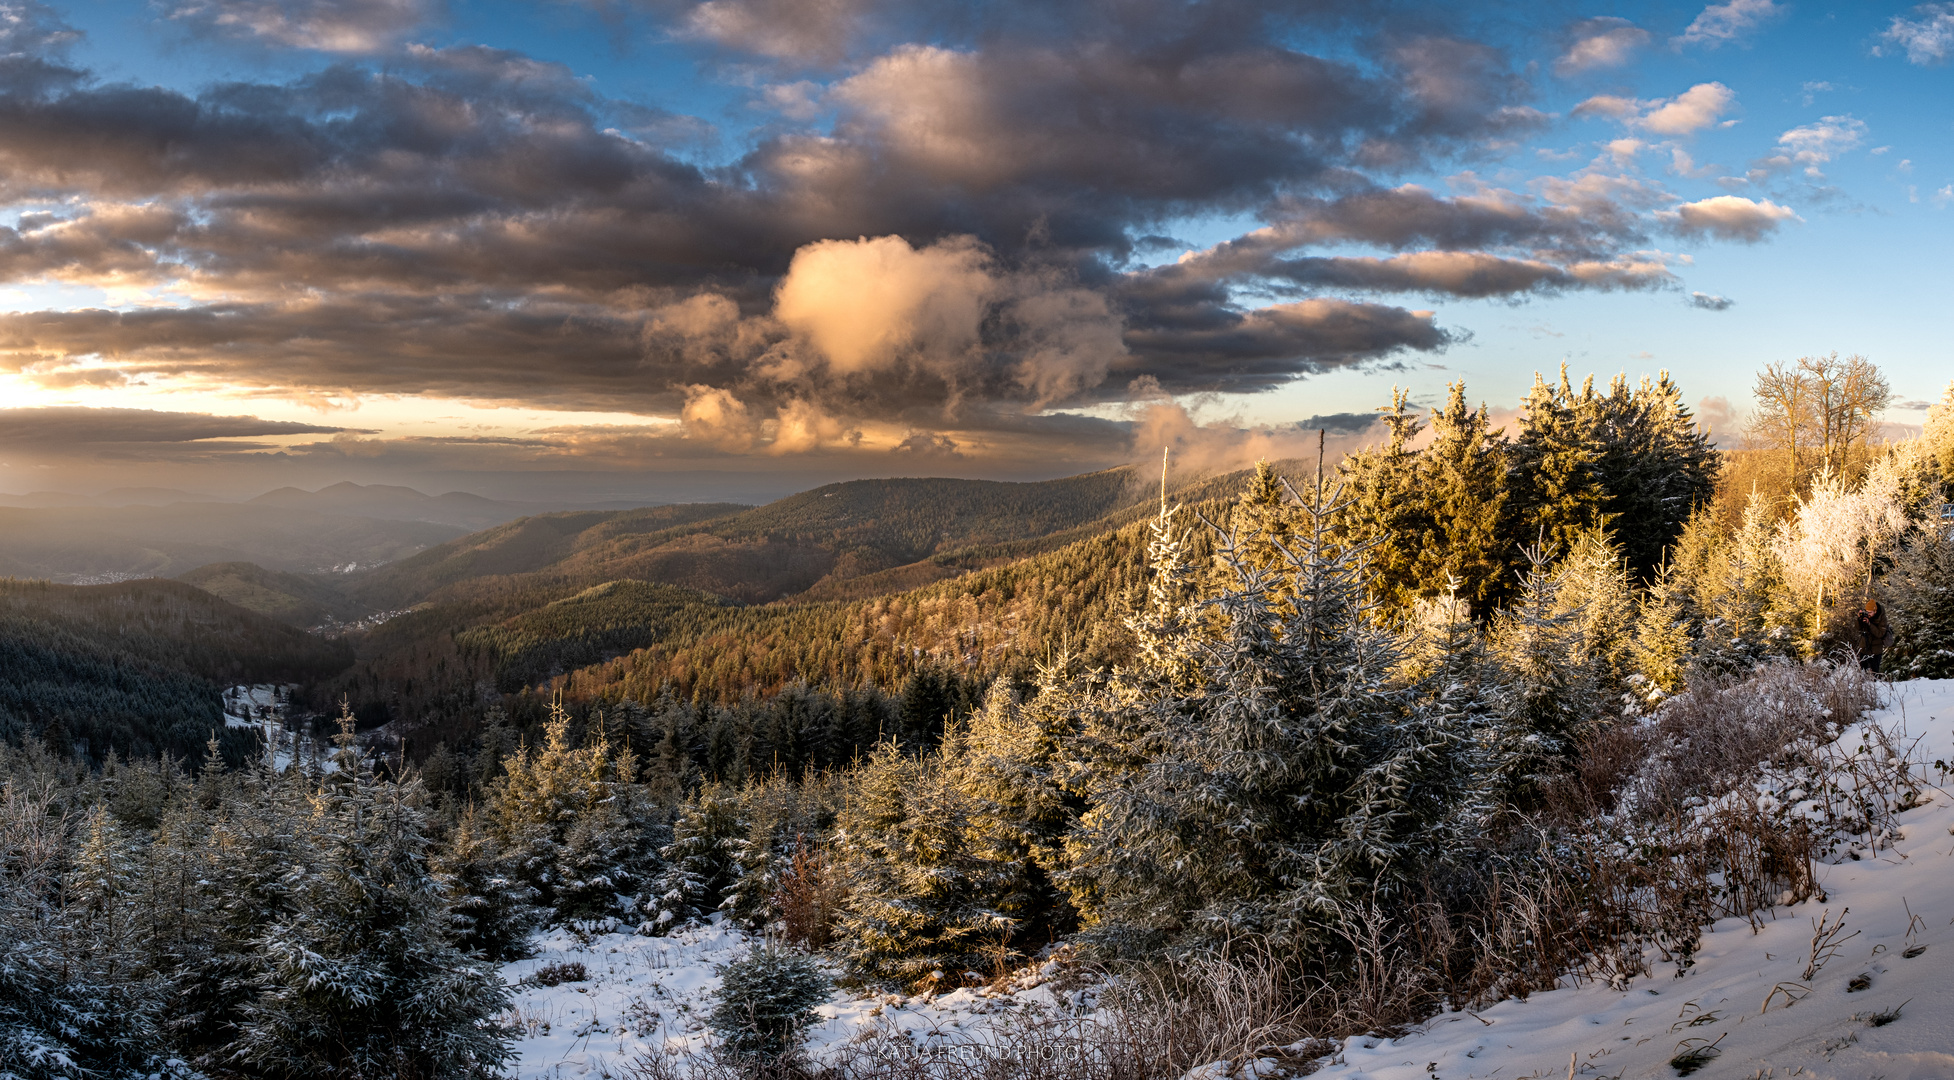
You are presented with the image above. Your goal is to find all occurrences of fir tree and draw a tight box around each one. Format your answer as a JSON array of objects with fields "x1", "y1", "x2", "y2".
[
  {"x1": 230, "y1": 708, "x2": 513, "y2": 1079},
  {"x1": 709, "y1": 943, "x2": 829, "y2": 1062},
  {"x1": 1064, "y1": 477, "x2": 1483, "y2": 951},
  {"x1": 1413, "y1": 382, "x2": 1509, "y2": 612},
  {"x1": 949, "y1": 678, "x2": 1081, "y2": 951},
  {"x1": 833, "y1": 740, "x2": 1008, "y2": 985},
  {"x1": 652, "y1": 785, "x2": 745, "y2": 930},
  {"x1": 1502, "y1": 369, "x2": 1604, "y2": 585},
  {"x1": 1490, "y1": 543, "x2": 1597, "y2": 804},
  {"x1": 432, "y1": 807, "x2": 542, "y2": 961},
  {"x1": 1333, "y1": 392, "x2": 1427, "y2": 609},
  {"x1": 1886, "y1": 520, "x2": 1954, "y2": 678}
]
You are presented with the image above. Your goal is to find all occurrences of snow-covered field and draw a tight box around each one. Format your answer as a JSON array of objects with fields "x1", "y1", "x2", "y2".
[
  {"x1": 497, "y1": 678, "x2": 1954, "y2": 1080},
  {"x1": 500, "y1": 921, "x2": 1092, "y2": 1078}
]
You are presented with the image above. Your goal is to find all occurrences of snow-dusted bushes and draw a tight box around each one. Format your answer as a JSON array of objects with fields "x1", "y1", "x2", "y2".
[{"x1": 708, "y1": 943, "x2": 829, "y2": 1060}]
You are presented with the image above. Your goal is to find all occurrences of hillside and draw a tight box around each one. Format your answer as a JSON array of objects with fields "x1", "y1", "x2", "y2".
[
  {"x1": 344, "y1": 468, "x2": 1155, "y2": 610},
  {"x1": 306, "y1": 461, "x2": 1286, "y2": 747},
  {"x1": 0, "y1": 578, "x2": 354, "y2": 764},
  {"x1": 177, "y1": 561, "x2": 371, "y2": 626}
]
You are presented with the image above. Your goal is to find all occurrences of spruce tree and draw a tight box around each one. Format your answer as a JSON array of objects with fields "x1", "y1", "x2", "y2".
[
  {"x1": 230, "y1": 710, "x2": 513, "y2": 1079},
  {"x1": 833, "y1": 740, "x2": 1007, "y2": 985},
  {"x1": 1502, "y1": 369, "x2": 1604, "y2": 587},
  {"x1": 652, "y1": 785, "x2": 745, "y2": 930},
  {"x1": 949, "y1": 678, "x2": 1081, "y2": 951},
  {"x1": 1885, "y1": 520, "x2": 1954, "y2": 678},
  {"x1": 1063, "y1": 477, "x2": 1484, "y2": 950},
  {"x1": 1490, "y1": 543, "x2": 1597, "y2": 804},
  {"x1": 1333, "y1": 391, "x2": 1427, "y2": 609},
  {"x1": 1413, "y1": 382, "x2": 1509, "y2": 612},
  {"x1": 432, "y1": 808, "x2": 542, "y2": 961}
]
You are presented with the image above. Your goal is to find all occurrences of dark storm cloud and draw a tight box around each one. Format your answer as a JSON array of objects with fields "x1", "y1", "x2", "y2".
[
  {"x1": 0, "y1": 406, "x2": 357, "y2": 445},
  {"x1": 0, "y1": 0, "x2": 1760, "y2": 455}
]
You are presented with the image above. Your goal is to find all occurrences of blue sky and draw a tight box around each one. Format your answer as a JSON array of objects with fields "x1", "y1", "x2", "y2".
[{"x1": 0, "y1": 0, "x2": 1950, "y2": 499}]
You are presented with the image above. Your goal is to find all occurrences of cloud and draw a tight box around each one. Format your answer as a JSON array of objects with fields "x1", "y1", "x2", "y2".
[
  {"x1": 1639, "y1": 83, "x2": 1738, "y2": 136},
  {"x1": 1575, "y1": 82, "x2": 1737, "y2": 137},
  {"x1": 1756, "y1": 115, "x2": 1867, "y2": 178},
  {"x1": 1554, "y1": 18, "x2": 1651, "y2": 76},
  {"x1": 1658, "y1": 196, "x2": 1799, "y2": 242},
  {"x1": 0, "y1": 0, "x2": 1798, "y2": 468},
  {"x1": 0, "y1": 407, "x2": 356, "y2": 445},
  {"x1": 165, "y1": 0, "x2": 439, "y2": 53},
  {"x1": 1688, "y1": 291, "x2": 1734, "y2": 311},
  {"x1": 1877, "y1": 4, "x2": 1954, "y2": 65},
  {"x1": 1674, "y1": 0, "x2": 1783, "y2": 49},
  {"x1": 774, "y1": 234, "x2": 993, "y2": 375}
]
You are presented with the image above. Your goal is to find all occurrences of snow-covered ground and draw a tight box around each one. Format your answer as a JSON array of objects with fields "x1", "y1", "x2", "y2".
[
  {"x1": 1321, "y1": 677, "x2": 1954, "y2": 1080},
  {"x1": 223, "y1": 683, "x2": 331, "y2": 772},
  {"x1": 498, "y1": 678, "x2": 1954, "y2": 1080},
  {"x1": 500, "y1": 922, "x2": 1091, "y2": 1078}
]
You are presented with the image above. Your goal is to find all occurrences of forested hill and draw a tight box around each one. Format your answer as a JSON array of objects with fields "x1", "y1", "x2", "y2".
[
  {"x1": 343, "y1": 468, "x2": 1160, "y2": 610},
  {"x1": 302, "y1": 462, "x2": 1284, "y2": 748},
  {"x1": 0, "y1": 578, "x2": 353, "y2": 765}
]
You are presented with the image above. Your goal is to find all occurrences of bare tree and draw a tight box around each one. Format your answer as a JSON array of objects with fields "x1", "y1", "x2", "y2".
[{"x1": 1747, "y1": 353, "x2": 1892, "y2": 492}]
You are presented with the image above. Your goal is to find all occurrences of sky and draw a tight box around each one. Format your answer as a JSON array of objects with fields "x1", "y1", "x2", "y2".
[{"x1": 0, "y1": 0, "x2": 1950, "y2": 502}]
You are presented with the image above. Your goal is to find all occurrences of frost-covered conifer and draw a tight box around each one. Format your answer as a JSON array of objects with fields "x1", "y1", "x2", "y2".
[
  {"x1": 1886, "y1": 520, "x2": 1954, "y2": 677},
  {"x1": 1550, "y1": 529, "x2": 1637, "y2": 692},
  {"x1": 1414, "y1": 382, "x2": 1509, "y2": 612},
  {"x1": 833, "y1": 740, "x2": 1008, "y2": 984},
  {"x1": 709, "y1": 943, "x2": 828, "y2": 1061},
  {"x1": 652, "y1": 784, "x2": 745, "y2": 930},
  {"x1": 483, "y1": 701, "x2": 661, "y2": 925},
  {"x1": 949, "y1": 678, "x2": 1081, "y2": 949},
  {"x1": 1491, "y1": 543, "x2": 1597, "y2": 803},
  {"x1": 0, "y1": 781, "x2": 183, "y2": 1080},
  {"x1": 432, "y1": 807, "x2": 542, "y2": 960},
  {"x1": 230, "y1": 708, "x2": 513, "y2": 1079},
  {"x1": 1630, "y1": 563, "x2": 1696, "y2": 698},
  {"x1": 1064, "y1": 477, "x2": 1483, "y2": 951},
  {"x1": 1688, "y1": 490, "x2": 1792, "y2": 677}
]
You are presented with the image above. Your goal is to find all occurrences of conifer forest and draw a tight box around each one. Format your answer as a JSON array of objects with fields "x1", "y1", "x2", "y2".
[{"x1": 7, "y1": 366, "x2": 1954, "y2": 1080}]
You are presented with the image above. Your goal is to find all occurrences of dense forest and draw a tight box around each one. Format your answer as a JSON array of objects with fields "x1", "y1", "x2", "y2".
[
  {"x1": 4, "y1": 364, "x2": 1953, "y2": 1078},
  {"x1": 0, "y1": 579, "x2": 352, "y2": 767}
]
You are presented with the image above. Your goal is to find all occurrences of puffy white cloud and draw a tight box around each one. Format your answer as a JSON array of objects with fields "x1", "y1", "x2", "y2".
[
  {"x1": 680, "y1": 385, "x2": 758, "y2": 452},
  {"x1": 1761, "y1": 115, "x2": 1868, "y2": 178},
  {"x1": 1659, "y1": 196, "x2": 1799, "y2": 242},
  {"x1": 1877, "y1": 4, "x2": 1954, "y2": 65},
  {"x1": 1554, "y1": 17, "x2": 1651, "y2": 76},
  {"x1": 1572, "y1": 83, "x2": 1736, "y2": 137},
  {"x1": 773, "y1": 234, "x2": 994, "y2": 376},
  {"x1": 1674, "y1": 0, "x2": 1783, "y2": 49},
  {"x1": 1640, "y1": 82, "x2": 1738, "y2": 136}
]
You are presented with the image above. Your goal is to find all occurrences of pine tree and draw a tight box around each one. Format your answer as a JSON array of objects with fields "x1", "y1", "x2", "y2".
[
  {"x1": 949, "y1": 678, "x2": 1081, "y2": 951},
  {"x1": 432, "y1": 807, "x2": 542, "y2": 961},
  {"x1": 230, "y1": 708, "x2": 514, "y2": 1079},
  {"x1": 1630, "y1": 563, "x2": 1696, "y2": 700},
  {"x1": 1413, "y1": 382, "x2": 1509, "y2": 613},
  {"x1": 709, "y1": 943, "x2": 829, "y2": 1061},
  {"x1": 1923, "y1": 380, "x2": 1954, "y2": 497},
  {"x1": 1333, "y1": 392, "x2": 1427, "y2": 609},
  {"x1": 1063, "y1": 476, "x2": 1483, "y2": 950},
  {"x1": 833, "y1": 740, "x2": 1008, "y2": 985},
  {"x1": 1885, "y1": 520, "x2": 1954, "y2": 678},
  {"x1": 1550, "y1": 529, "x2": 1638, "y2": 694},
  {"x1": 1502, "y1": 369, "x2": 1604, "y2": 587},
  {"x1": 652, "y1": 785, "x2": 745, "y2": 930},
  {"x1": 1490, "y1": 543, "x2": 1597, "y2": 804}
]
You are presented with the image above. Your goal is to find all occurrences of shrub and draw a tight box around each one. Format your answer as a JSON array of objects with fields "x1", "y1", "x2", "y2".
[
  {"x1": 708, "y1": 943, "x2": 828, "y2": 1061},
  {"x1": 530, "y1": 960, "x2": 588, "y2": 987}
]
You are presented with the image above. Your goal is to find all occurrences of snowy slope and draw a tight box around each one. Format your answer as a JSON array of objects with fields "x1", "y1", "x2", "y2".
[
  {"x1": 1319, "y1": 678, "x2": 1954, "y2": 1080},
  {"x1": 499, "y1": 680, "x2": 1954, "y2": 1080}
]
